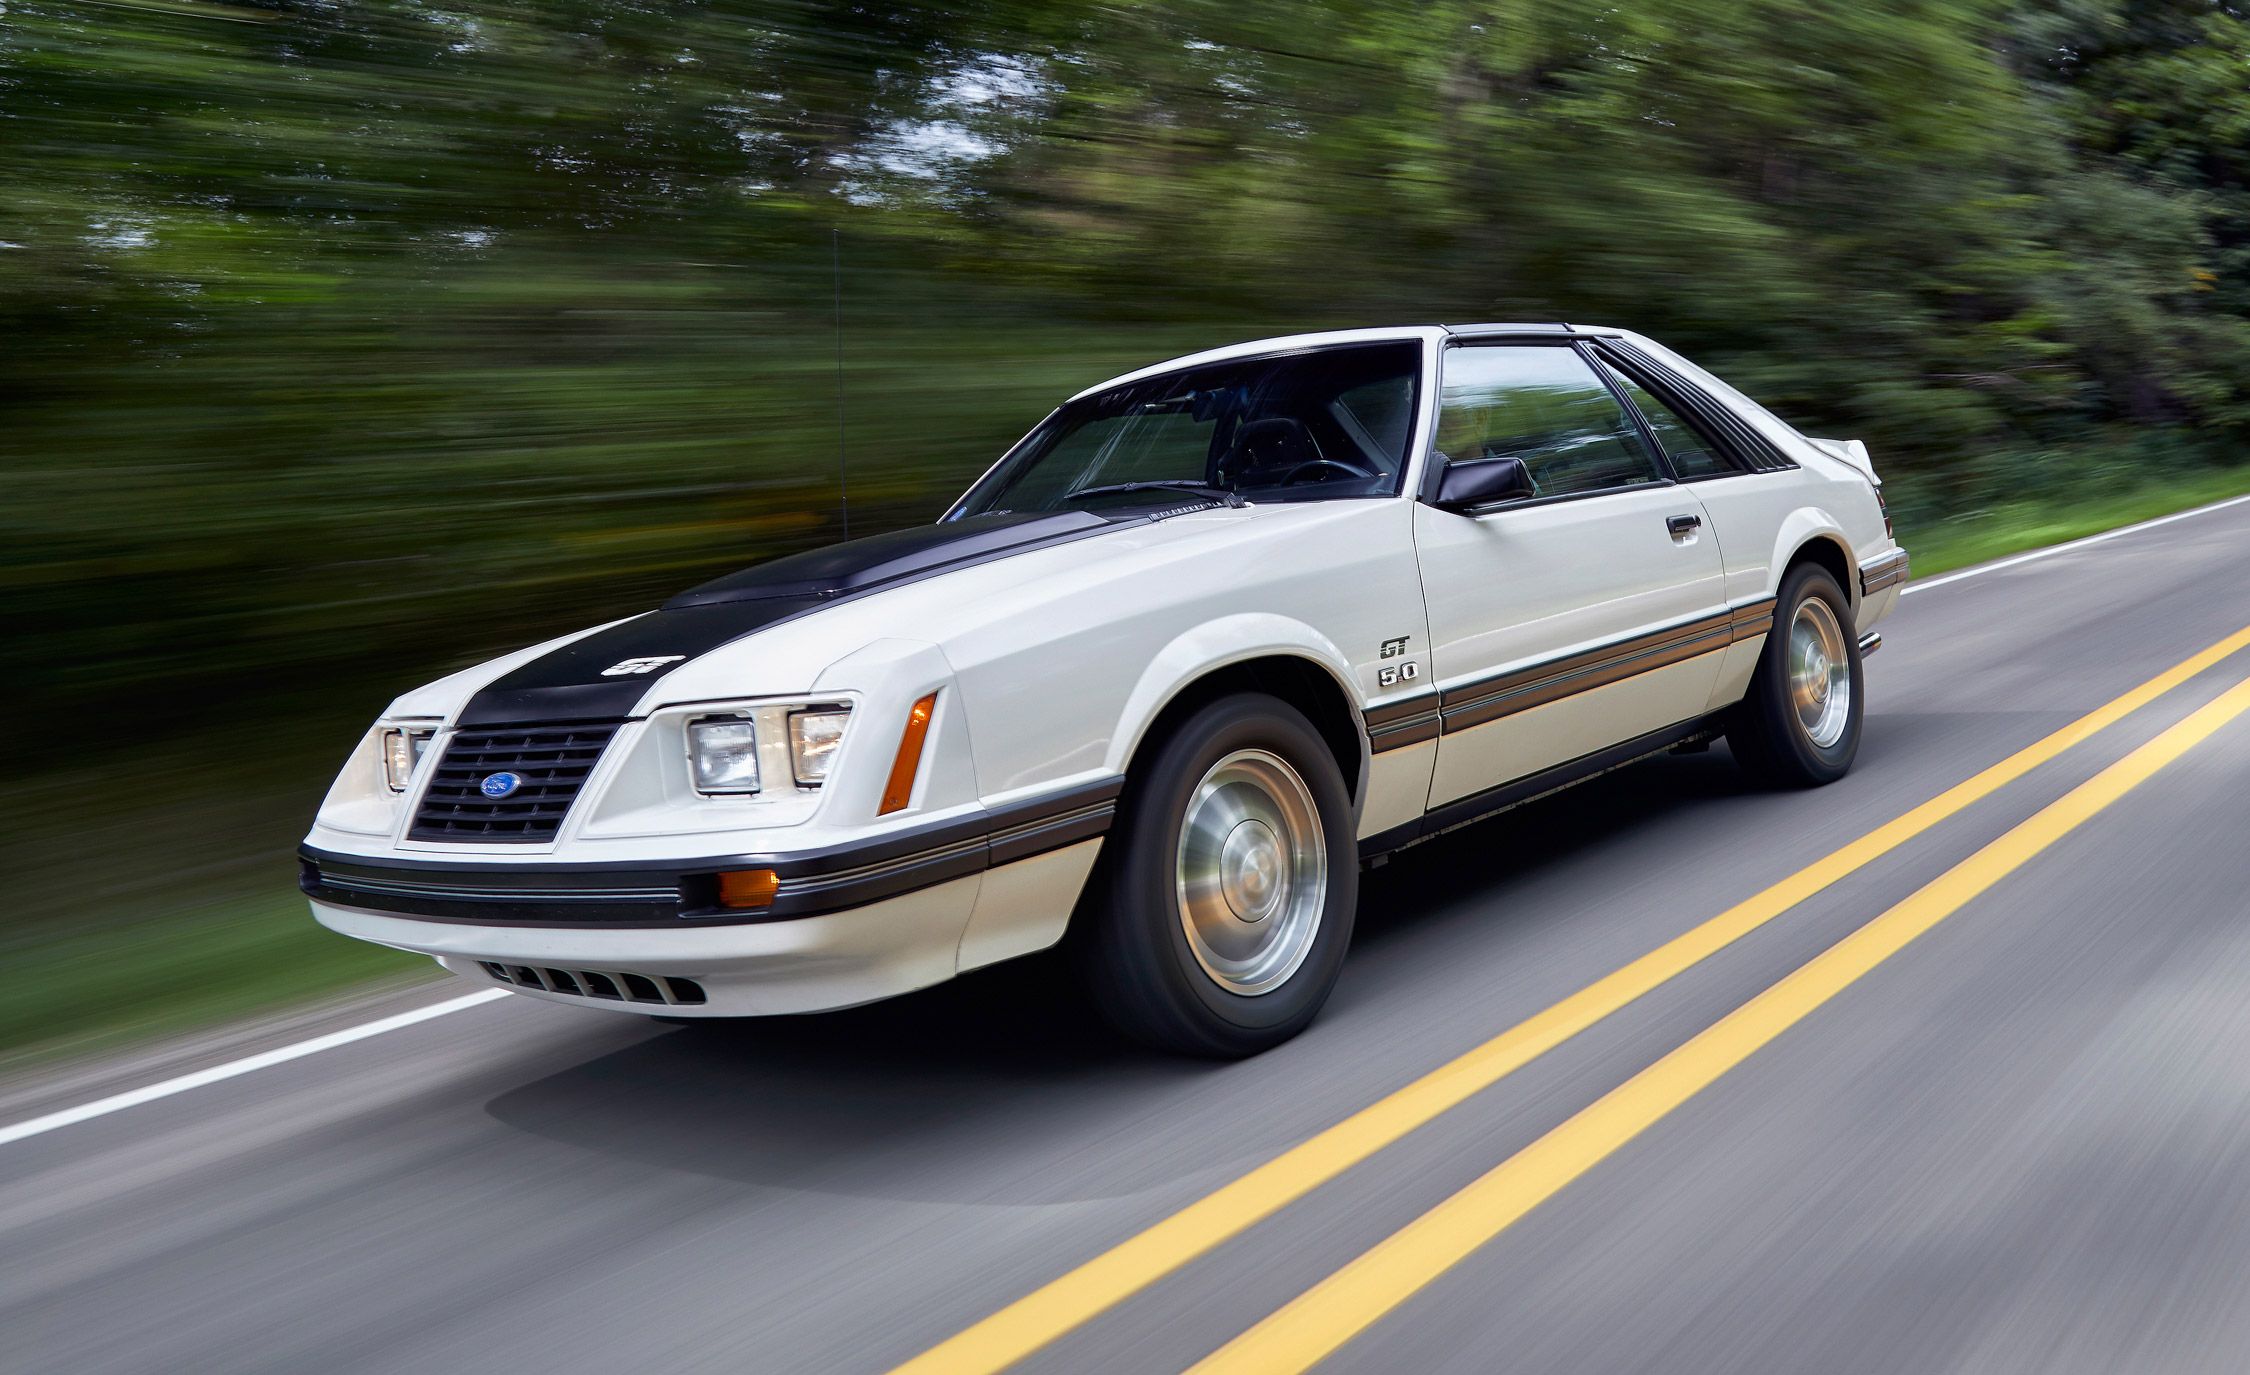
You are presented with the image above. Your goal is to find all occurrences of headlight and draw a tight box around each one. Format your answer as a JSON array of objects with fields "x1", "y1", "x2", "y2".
[
  {"x1": 381, "y1": 727, "x2": 435, "y2": 793},
  {"x1": 788, "y1": 708, "x2": 851, "y2": 786},
  {"x1": 686, "y1": 716, "x2": 761, "y2": 795}
]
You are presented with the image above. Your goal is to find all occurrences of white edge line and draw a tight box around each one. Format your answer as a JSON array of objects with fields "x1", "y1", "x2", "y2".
[
  {"x1": 7, "y1": 491, "x2": 2246, "y2": 1148},
  {"x1": 0, "y1": 988, "x2": 512, "y2": 1148},
  {"x1": 1902, "y1": 492, "x2": 2250, "y2": 595}
]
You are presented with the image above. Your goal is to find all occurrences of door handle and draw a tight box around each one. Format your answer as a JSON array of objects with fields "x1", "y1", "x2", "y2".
[{"x1": 1667, "y1": 514, "x2": 1702, "y2": 537}]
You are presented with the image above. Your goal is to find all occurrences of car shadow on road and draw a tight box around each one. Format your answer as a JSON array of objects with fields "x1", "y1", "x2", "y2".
[
  {"x1": 483, "y1": 745, "x2": 1779, "y2": 1202},
  {"x1": 483, "y1": 952, "x2": 1229, "y2": 1203},
  {"x1": 1347, "y1": 703, "x2": 1960, "y2": 950},
  {"x1": 1350, "y1": 746, "x2": 1750, "y2": 951}
]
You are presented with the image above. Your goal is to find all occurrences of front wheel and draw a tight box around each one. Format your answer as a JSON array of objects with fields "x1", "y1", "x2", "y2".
[
  {"x1": 1727, "y1": 563, "x2": 1864, "y2": 787},
  {"x1": 1072, "y1": 692, "x2": 1358, "y2": 1058}
]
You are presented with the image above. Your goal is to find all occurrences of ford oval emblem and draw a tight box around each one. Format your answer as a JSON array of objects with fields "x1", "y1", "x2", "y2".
[{"x1": 480, "y1": 771, "x2": 523, "y2": 799}]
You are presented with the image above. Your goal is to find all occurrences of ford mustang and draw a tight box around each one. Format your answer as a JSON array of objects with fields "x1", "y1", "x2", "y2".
[{"x1": 300, "y1": 323, "x2": 1906, "y2": 1055}]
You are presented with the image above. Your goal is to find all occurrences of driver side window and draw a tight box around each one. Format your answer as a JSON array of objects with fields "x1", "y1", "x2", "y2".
[{"x1": 1437, "y1": 346, "x2": 1663, "y2": 499}]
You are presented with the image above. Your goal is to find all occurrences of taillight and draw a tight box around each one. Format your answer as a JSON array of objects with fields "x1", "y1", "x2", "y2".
[{"x1": 1876, "y1": 487, "x2": 1892, "y2": 538}]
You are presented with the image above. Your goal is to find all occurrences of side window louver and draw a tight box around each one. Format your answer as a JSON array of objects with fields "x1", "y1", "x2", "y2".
[{"x1": 1596, "y1": 341, "x2": 1798, "y2": 475}]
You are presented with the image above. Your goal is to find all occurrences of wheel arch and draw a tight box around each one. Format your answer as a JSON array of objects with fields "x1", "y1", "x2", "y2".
[
  {"x1": 1770, "y1": 510, "x2": 1859, "y2": 613},
  {"x1": 1109, "y1": 619, "x2": 1366, "y2": 812}
]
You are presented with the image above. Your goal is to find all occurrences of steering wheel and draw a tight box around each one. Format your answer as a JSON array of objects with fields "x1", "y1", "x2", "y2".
[{"x1": 1277, "y1": 456, "x2": 1380, "y2": 485}]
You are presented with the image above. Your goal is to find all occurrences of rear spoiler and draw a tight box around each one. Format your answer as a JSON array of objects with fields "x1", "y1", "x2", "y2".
[{"x1": 1807, "y1": 436, "x2": 1878, "y2": 486}]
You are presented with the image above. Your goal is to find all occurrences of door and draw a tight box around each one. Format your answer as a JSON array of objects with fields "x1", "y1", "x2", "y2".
[
  {"x1": 1589, "y1": 343, "x2": 1802, "y2": 708},
  {"x1": 1414, "y1": 342, "x2": 1728, "y2": 808}
]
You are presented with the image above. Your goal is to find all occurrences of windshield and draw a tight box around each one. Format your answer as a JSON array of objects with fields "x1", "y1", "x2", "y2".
[{"x1": 950, "y1": 341, "x2": 1421, "y2": 517}]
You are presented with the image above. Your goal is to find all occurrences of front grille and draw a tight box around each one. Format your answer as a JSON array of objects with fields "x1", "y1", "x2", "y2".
[
  {"x1": 480, "y1": 962, "x2": 706, "y2": 1005},
  {"x1": 409, "y1": 721, "x2": 625, "y2": 843}
]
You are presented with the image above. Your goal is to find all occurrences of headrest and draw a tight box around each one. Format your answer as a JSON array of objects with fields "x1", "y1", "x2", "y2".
[{"x1": 1229, "y1": 417, "x2": 1322, "y2": 470}]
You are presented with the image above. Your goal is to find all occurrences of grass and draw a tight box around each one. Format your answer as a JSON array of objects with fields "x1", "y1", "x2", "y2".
[
  {"x1": 0, "y1": 889, "x2": 431, "y2": 1070},
  {"x1": 6, "y1": 465, "x2": 2249, "y2": 1071},
  {"x1": 0, "y1": 718, "x2": 440, "y2": 1072},
  {"x1": 1897, "y1": 465, "x2": 2250, "y2": 578}
]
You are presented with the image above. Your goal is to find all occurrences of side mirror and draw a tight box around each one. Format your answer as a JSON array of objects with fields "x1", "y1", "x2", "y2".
[{"x1": 1431, "y1": 456, "x2": 1535, "y2": 513}]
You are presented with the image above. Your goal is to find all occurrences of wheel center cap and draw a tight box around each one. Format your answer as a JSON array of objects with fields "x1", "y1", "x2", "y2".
[
  {"x1": 1220, "y1": 819, "x2": 1284, "y2": 923},
  {"x1": 1800, "y1": 646, "x2": 1830, "y2": 702}
]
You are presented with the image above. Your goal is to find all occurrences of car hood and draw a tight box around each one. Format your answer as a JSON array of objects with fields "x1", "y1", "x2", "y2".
[
  {"x1": 664, "y1": 510, "x2": 1117, "y2": 607},
  {"x1": 437, "y1": 506, "x2": 1217, "y2": 727}
]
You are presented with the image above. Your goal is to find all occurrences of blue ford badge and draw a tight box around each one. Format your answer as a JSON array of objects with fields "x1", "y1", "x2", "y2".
[{"x1": 480, "y1": 772, "x2": 523, "y2": 799}]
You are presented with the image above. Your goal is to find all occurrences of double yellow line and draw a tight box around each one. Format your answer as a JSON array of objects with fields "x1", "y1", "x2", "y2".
[{"x1": 896, "y1": 625, "x2": 2250, "y2": 1375}]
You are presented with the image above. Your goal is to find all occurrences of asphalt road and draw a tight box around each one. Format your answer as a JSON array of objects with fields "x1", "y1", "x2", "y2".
[{"x1": 10, "y1": 499, "x2": 2250, "y2": 1375}]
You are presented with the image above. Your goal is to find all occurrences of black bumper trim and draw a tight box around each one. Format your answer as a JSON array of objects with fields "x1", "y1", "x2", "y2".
[
  {"x1": 1860, "y1": 549, "x2": 1910, "y2": 597},
  {"x1": 1364, "y1": 692, "x2": 1442, "y2": 754},
  {"x1": 301, "y1": 776, "x2": 1121, "y2": 928}
]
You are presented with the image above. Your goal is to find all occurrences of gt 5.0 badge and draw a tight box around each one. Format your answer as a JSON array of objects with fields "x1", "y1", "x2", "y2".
[{"x1": 1377, "y1": 635, "x2": 1419, "y2": 687}]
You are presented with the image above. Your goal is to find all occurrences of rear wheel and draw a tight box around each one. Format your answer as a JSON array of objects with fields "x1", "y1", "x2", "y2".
[
  {"x1": 1727, "y1": 562, "x2": 1863, "y2": 787},
  {"x1": 1073, "y1": 692, "x2": 1357, "y2": 1057}
]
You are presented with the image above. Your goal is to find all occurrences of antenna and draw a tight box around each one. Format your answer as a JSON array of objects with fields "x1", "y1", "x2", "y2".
[{"x1": 831, "y1": 228, "x2": 852, "y2": 541}]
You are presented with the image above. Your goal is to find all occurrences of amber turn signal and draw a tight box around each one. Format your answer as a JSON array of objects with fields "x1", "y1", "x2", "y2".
[
  {"x1": 716, "y1": 868, "x2": 780, "y2": 910},
  {"x1": 879, "y1": 692, "x2": 940, "y2": 815}
]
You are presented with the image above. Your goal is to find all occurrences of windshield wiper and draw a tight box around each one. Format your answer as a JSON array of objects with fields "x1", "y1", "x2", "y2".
[{"x1": 1060, "y1": 481, "x2": 1245, "y2": 509}]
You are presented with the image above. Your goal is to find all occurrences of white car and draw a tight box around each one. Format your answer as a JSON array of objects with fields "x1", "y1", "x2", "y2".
[{"x1": 302, "y1": 323, "x2": 1906, "y2": 1055}]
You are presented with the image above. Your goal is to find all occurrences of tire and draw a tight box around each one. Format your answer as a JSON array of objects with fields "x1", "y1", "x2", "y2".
[
  {"x1": 1072, "y1": 692, "x2": 1358, "y2": 1058},
  {"x1": 1726, "y1": 562, "x2": 1863, "y2": 787}
]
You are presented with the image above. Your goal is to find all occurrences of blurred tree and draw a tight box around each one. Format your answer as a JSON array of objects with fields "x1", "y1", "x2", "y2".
[
  {"x1": 3, "y1": 0, "x2": 2248, "y2": 756},
  {"x1": 2012, "y1": 0, "x2": 2250, "y2": 426}
]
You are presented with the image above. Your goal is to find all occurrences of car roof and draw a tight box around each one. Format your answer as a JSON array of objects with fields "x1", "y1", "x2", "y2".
[{"x1": 1067, "y1": 322, "x2": 1629, "y2": 401}]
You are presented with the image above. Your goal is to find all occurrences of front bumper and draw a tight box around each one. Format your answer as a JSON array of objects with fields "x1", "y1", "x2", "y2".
[
  {"x1": 309, "y1": 880, "x2": 983, "y2": 1016},
  {"x1": 299, "y1": 776, "x2": 1119, "y2": 1016}
]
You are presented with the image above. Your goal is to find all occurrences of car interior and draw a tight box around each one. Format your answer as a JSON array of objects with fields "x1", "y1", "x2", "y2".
[{"x1": 960, "y1": 342, "x2": 1420, "y2": 514}]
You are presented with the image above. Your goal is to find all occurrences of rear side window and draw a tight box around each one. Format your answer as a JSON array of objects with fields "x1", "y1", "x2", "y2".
[
  {"x1": 1592, "y1": 338, "x2": 1798, "y2": 474},
  {"x1": 1436, "y1": 345, "x2": 1663, "y2": 499},
  {"x1": 1601, "y1": 364, "x2": 1737, "y2": 479}
]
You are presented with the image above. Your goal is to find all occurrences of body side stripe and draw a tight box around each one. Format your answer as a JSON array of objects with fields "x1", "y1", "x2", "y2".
[{"x1": 1362, "y1": 599, "x2": 1775, "y2": 750}]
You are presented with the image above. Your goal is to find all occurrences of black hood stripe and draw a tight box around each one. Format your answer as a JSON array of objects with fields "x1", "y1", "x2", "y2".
[
  {"x1": 455, "y1": 510, "x2": 1144, "y2": 727},
  {"x1": 455, "y1": 599, "x2": 829, "y2": 727}
]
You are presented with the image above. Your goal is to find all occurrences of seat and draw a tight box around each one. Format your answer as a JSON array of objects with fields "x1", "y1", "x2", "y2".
[{"x1": 1222, "y1": 417, "x2": 1325, "y2": 481}]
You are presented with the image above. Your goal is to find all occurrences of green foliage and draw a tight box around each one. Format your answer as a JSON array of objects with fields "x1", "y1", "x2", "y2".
[
  {"x1": 8, "y1": 0, "x2": 2247, "y2": 743},
  {"x1": 4, "y1": 0, "x2": 2249, "y2": 1031},
  {"x1": 0, "y1": 887, "x2": 429, "y2": 1068}
]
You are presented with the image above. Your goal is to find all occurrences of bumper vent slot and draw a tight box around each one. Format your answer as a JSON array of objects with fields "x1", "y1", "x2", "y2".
[
  {"x1": 410, "y1": 721, "x2": 625, "y2": 843},
  {"x1": 481, "y1": 962, "x2": 706, "y2": 1006}
]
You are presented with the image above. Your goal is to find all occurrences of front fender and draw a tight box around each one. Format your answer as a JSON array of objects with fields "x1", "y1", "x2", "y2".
[{"x1": 1106, "y1": 613, "x2": 1362, "y2": 778}]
